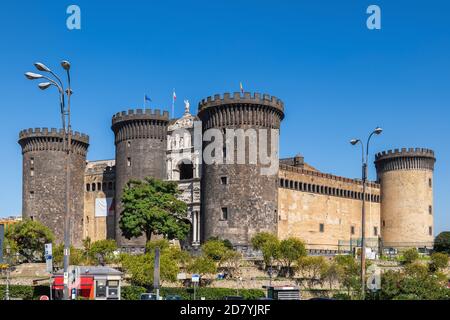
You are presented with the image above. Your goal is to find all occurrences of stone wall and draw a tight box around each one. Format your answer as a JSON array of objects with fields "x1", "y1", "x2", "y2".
[
  {"x1": 278, "y1": 165, "x2": 381, "y2": 251},
  {"x1": 83, "y1": 160, "x2": 116, "y2": 242},
  {"x1": 111, "y1": 109, "x2": 169, "y2": 247},
  {"x1": 18, "y1": 128, "x2": 89, "y2": 247}
]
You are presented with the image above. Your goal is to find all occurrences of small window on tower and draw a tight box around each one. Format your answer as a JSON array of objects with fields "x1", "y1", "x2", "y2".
[
  {"x1": 30, "y1": 157, "x2": 34, "y2": 165},
  {"x1": 374, "y1": 227, "x2": 378, "y2": 236},
  {"x1": 30, "y1": 168, "x2": 34, "y2": 177},
  {"x1": 429, "y1": 226, "x2": 432, "y2": 236},
  {"x1": 319, "y1": 223, "x2": 324, "y2": 233},
  {"x1": 220, "y1": 176, "x2": 228, "y2": 185},
  {"x1": 127, "y1": 157, "x2": 131, "y2": 167},
  {"x1": 127, "y1": 141, "x2": 131, "y2": 147},
  {"x1": 382, "y1": 220, "x2": 386, "y2": 227},
  {"x1": 429, "y1": 205, "x2": 432, "y2": 215},
  {"x1": 351, "y1": 226, "x2": 355, "y2": 235},
  {"x1": 429, "y1": 178, "x2": 432, "y2": 188},
  {"x1": 221, "y1": 207, "x2": 228, "y2": 221},
  {"x1": 30, "y1": 191, "x2": 34, "y2": 199}
]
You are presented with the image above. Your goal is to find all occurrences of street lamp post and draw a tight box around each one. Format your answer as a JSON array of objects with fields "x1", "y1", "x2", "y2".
[
  {"x1": 350, "y1": 127, "x2": 382, "y2": 300},
  {"x1": 5, "y1": 245, "x2": 10, "y2": 300},
  {"x1": 25, "y1": 61, "x2": 73, "y2": 300}
]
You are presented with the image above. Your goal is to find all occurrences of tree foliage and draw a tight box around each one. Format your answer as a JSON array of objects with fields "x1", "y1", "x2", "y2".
[
  {"x1": 428, "y1": 252, "x2": 448, "y2": 272},
  {"x1": 5, "y1": 219, "x2": 54, "y2": 262},
  {"x1": 119, "y1": 240, "x2": 195, "y2": 287},
  {"x1": 119, "y1": 178, "x2": 190, "y2": 243},
  {"x1": 400, "y1": 248, "x2": 419, "y2": 265},
  {"x1": 434, "y1": 232, "x2": 450, "y2": 254},
  {"x1": 88, "y1": 239, "x2": 118, "y2": 265}
]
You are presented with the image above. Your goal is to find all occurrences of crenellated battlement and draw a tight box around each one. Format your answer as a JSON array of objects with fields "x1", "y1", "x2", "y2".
[
  {"x1": 18, "y1": 127, "x2": 89, "y2": 144},
  {"x1": 375, "y1": 148, "x2": 436, "y2": 173},
  {"x1": 112, "y1": 108, "x2": 170, "y2": 126},
  {"x1": 198, "y1": 92, "x2": 284, "y2": 113},
  {"x1": 375, "y1": 148, "x2": 435, "y2": 160}
]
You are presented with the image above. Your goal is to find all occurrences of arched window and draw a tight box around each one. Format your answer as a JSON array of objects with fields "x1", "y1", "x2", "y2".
[
  {"x1": 92, "y1": 183, "x2": 96, "y2": 191},
  {"x1": 178, "y1": 159, "x2": 193, "y2": 180},
  {"x1": 280, "y1": 179, "x2": 284, "y2": 187},
  {"x1": 86, "y1": 184, "x2": 90, "y2": 192},
  {"x1": 97, "y1": 182, "x2": 102, "y2": 191}
]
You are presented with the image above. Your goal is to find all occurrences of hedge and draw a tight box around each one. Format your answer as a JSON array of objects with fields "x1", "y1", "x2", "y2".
[
  {"x1": 121, "y1": 286, "x2": 265, "y2": 300},
  {"x1": 0, "y1": 285, "x2": 49, "y2": 300},
  {"x1": 0, "y1": 285, "x2": 265, "y2": 300}
]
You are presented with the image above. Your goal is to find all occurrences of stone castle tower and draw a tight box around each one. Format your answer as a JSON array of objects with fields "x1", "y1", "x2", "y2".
[
  {"x1": 18, "y1": 128, "x2": 89, "y2": 246},
  {"x1": 111, "y1": 109, "x2": 169, "y2": 247},
  {"x1": 375, "y1": 148, "x2": 436, "y2": 247},
  {"x1": 197, "y1": 92, "x2": 285, "y2": 249}
]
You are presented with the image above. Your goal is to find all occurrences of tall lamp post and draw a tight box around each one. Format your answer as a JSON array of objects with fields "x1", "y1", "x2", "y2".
[
  {"x1": 25, "y1": 61, "x2": 73, "y2": 300},
  {"x1": 350, "y1": 127, "x2": 382, "y2": 300}
]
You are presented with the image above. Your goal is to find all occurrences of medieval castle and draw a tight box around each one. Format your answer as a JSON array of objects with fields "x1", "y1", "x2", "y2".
[{"x1": 18, "y1": 92, "x2": 436, "y2": 253}]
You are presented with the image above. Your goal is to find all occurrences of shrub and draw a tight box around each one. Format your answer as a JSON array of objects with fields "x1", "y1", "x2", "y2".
[
  {"x1": 429, "y1": 252, "x2": 448, "y2": 272},
  {"x1": 400, "y1": 248, "x2": 419, "y2": 265}
]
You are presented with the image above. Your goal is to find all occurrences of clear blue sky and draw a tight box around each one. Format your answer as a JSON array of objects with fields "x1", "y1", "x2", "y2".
[{"x1": 0, "y1": 1, "x2": 448, "y2": 233}]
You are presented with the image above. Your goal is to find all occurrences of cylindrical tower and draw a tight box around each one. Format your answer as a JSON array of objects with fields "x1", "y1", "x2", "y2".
[
  {"x1": 111, "y1": 109, "x2": 169, "y2": 247},
  {"x1": 375, "y1": 148, "x2": 436, "y2": 248},
  {"x1": 198, "y1": 92, "x2": 285, "y2": 249},
  {"x1": 18, "y1": 128, "x2": 89, "y2": 247}
]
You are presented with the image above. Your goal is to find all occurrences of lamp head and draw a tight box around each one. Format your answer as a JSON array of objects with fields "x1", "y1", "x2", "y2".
[
  {"x1": 34, "y1": 62, "x2": 51, "y2": 72},
  {"x1": 61, "y1": 60, "x2": 71, "y2": 70},
  {"x1": 25, "y1": 72, "x2": 43, "y2": 80},
  {"x1": 350, "y1": 139, "x2": 360, "y2": 146},
  {"x1": 38, "y1": 82, "x2": 52, "y2": 90},
  {"x1": 374, "y1": 127, "x2": 383, "y2": 135}
]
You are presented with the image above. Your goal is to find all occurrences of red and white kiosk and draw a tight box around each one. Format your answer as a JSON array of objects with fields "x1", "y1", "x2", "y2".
[{"x1": 52, "y1": 266, "x2": 122, "y2": 300}]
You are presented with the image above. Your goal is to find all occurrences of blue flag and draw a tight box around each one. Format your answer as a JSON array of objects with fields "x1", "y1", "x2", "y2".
[{"x1": 145, "y1": 94, "x2": 152, "y2": 102}]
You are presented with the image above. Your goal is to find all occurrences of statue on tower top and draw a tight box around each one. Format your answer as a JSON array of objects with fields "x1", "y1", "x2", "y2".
[{"x1": 184, "y1": 99, "x2": 190, "y2": 114}]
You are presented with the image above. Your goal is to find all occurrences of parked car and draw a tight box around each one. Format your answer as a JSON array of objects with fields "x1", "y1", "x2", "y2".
[
  {"x1": 165, "y1": 295, "x2": 183, "y2": 300},
  {"x1": 223, "y1": 296, "x2": 244, "y2": 300},
  {"x1": 140, "y1": 293, "x2": 158, "y2": 300}
]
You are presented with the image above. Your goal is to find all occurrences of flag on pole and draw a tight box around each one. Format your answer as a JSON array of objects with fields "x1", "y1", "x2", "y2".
[
  {"x1": 240, "y1": 82, "x2": 244, "y2": 93},
  {"x1": 172, "y1": 89, "x2": 176, "y2": 119},
  {"x1": 144, "y1": 94, "x2": 152, "y2": 108}
]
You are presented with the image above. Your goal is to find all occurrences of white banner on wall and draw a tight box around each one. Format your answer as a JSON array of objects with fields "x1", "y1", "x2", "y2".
[{"x1": 95, "y1": 198, "x2": 114, "y2": 217}]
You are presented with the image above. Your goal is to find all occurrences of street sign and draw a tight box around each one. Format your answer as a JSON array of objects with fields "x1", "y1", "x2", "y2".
[
  {"x1": 44, "y1": 243, "x2": 53, "y2": 273},
  {"x1": 191, "y1": 274, "x2": 200, "y2": 283},
  {"x1": 64, "y1": 272, "x2": 69, "y2": 285},
  {"x1": 39, "y1": 295, "x2": 49, "y2": 300},
  {"x1": 367, "y1": 265, "x2": 381, "y2": 291}
]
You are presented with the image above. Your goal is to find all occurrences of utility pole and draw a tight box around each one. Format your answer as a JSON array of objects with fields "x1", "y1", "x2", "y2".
[
  {"x1": 350, "y1": 127, "x2": 383, "y2": 300},
  {"x1": 25, "y1": 60, "x2": 73, "y2": 300}
]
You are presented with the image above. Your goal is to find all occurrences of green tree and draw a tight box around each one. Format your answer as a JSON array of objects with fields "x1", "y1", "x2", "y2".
[
  {"x1": 250, "y1": 232, "x2": 280, "y2": 265},
  {"x1": 187, "y1": 256, "x2": 217, "y2": 277},
  {"x1": 5, "y1": 219, "x2": 54, "y2": 262},
  {"x1": 296, "y1": 256, "x2": 329, "y2": 289},
  {"x1": 202, "y1": 239, "x2": 231, "y2": 262},
  {"x1": 88, "y1": 239, "x2": 118, "y2": 265},
  {"x1": 334, "y1": 255, "x2": 360, "y2": 298},
  {"x1": 119, "y1": 178, "x2": 190, "y2": 244},
  {"x1": 401, "y1": 248, "x2": 419, "y2": 265},
  {"x1": 428, "y1": 252, "x2": 448, "y2": 272},
  {"x1": 53, "y1": 244, "x2": 85, "y2": 268},
  {"x1": 278, "y1": 237, "x2": 307, "y2": 277},
  {"x1": 434, "y1": 232, "x2": 450, "y2": 254}
]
